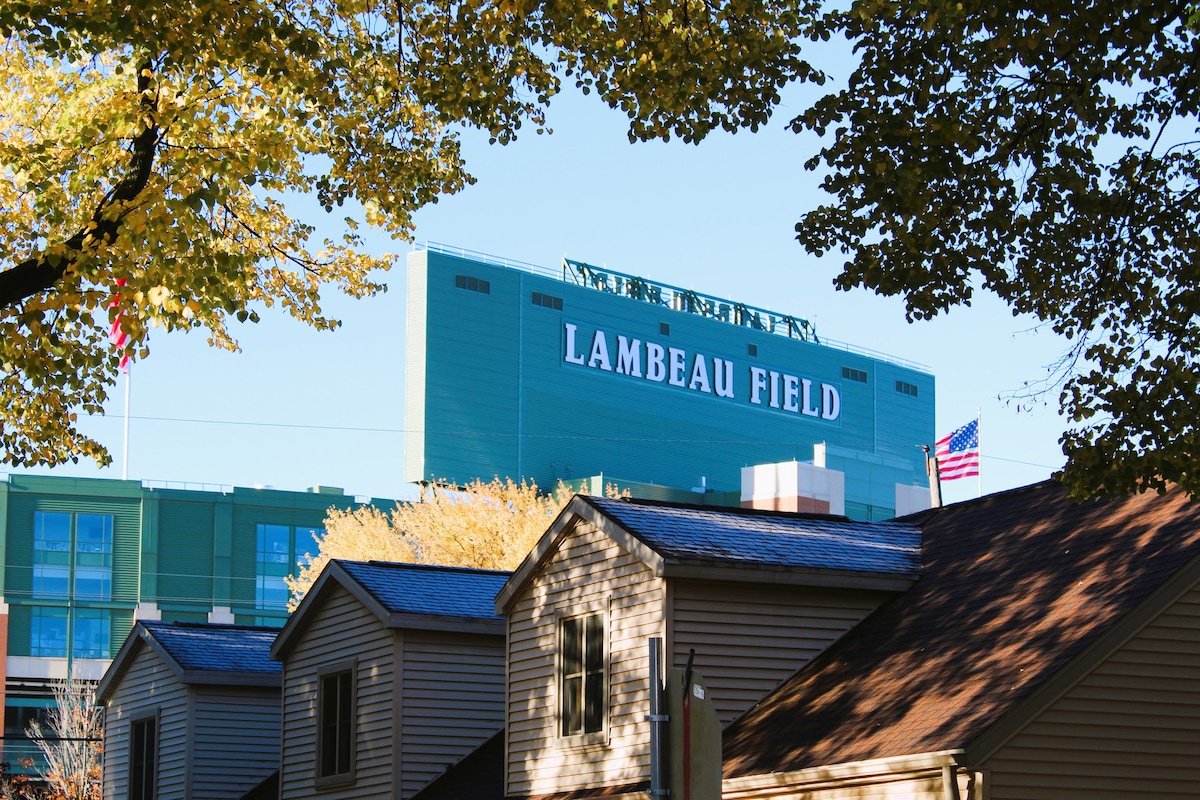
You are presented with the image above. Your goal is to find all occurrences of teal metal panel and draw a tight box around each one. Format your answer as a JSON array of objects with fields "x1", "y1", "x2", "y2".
[
  {"x1": 7, "y1": 605, "x2": 30, "y2": 657},
  {"x1": 404, "y1": 248, "x2": 936, "y2": 512},
  {"x1": 156, "y1": 498, "x2": 216, "y2": 606}
]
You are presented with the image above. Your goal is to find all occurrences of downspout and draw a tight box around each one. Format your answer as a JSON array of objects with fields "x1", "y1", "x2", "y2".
[{"x1": 647, "y1": 638, "x2": 668, "y2": 797}]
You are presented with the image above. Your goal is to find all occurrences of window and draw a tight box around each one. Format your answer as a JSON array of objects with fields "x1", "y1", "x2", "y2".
[
  {"x1": 129, "y1": 717, "x2": 156, "y2": 800},
  {"x1": 842, "y1": 366, "x2": 868, "y2": 383},
  {"x1": 896, "y1": 380, "x2": 919, "y2": 397},
  {"x1": 33, "y1": 512, "x2": 112, "y2": 600},
  {"x1": 73, "y1": 609, "x2": 111, "y2": 658},
  {"x1": 318, "y1": 667, "x2": 355, "y2": 782},
  {"x1": 560, "y1": 613, "x2": 604, "y2": 737},
  {"x1": 30, "y1": 607, "x2": 68, "y2": 657},
  {"x1": 454, "y1": 274, "x2": 490, "y2": 294},
  {"x1": 659, "y1": 322, "x2": 670, "y2": 336},
  {"x1": 531, "y1": 291, "x2": 563, "y2": 310},
  {"x1": 747, "y1": 343, "x2": 758, "y2": 357},
  {"x1": 30, "y1": 607, "x2": 112, "y2": 659},
  {"x1": 256, "y1": 524, "x2": 322, "y2": 611}
]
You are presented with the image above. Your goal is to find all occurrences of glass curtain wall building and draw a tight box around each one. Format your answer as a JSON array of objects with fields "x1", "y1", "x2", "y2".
[{"x1": 0, "y1": 474, "x2": 390, "y2": 775}]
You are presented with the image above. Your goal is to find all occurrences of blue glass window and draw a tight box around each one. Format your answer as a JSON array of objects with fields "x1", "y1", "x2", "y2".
[
  {"x1": 30, "y1": 607, "x2": 68, "y2": 657},
  {"x1": 255, "y1": 525, "x2": 322, "y2": 610},
  {"x1": 72, "y1": 609, "x2": 110, "y2": 659},
  {"x1": 33, "y1": 513, "x2": 112, "y2": 601}
]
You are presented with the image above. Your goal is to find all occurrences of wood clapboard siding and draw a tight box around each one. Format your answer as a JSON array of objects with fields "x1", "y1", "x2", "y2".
[
  {"x1": 102, "y1": 645, "x2": 189, "y2": 800},
  {"x1": 984, "y1": 582, "x2": 1200, "y2": 799},
  {"x1": 190, "y1": 688, "x2": 281, "y2": 800},
  {"x1": 506, "y1": 522, "x2": 664, "y2": 797},
  {"x1": 398, "y1": 630, "x2": 506, "y2": 799},
  {"x1": 280, "y1": 584, "x2": 395, "y2": 800},
  {"x1": 671, "y1": 581, "x2": 888, "y2": 725}
]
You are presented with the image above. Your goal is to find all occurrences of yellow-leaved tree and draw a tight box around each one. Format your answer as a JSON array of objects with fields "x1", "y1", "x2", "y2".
[
  {"x1": 0, "y1": 0, "x2": 820, "y2": 467},
  {"x1": 286, "y1": 477, "x2": 578, "y2": 609}
]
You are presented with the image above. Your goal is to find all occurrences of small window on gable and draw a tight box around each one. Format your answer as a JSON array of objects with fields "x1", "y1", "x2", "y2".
[
  {"x1": 129, "y1": 717, "x2": 156, "y2": 800},
  {"x1": 318, "y1": 666, "x2": 355, "y2": 784},
  {"x1": 455, "y1": 274, "x2": 490, "y2": 294},
  {"x1": 561, "y1": 613, "x2": 604, "y2": 738},
  {"x1": 748, "y1": 343, "x2": 758, "y2": 357},
  {"x1": 896, "y1": 380, "x2": 919, "y2": 397},
  {"x1": 659, "y1": 322, "x2": 670, "y2": 336}
]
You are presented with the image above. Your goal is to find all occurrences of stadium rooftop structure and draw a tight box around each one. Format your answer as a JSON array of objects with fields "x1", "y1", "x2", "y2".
[
  {"x1": 405, "y1": 243, "x2": 936, "y2": 520},
  {"x1": 417, "y1": 242, "x2": 930, "y2": 373}
]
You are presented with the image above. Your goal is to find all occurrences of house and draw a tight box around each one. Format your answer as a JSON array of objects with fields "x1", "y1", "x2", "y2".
[
  {"x1": 419, "y1": 481, "x2": 1200, "y2": 800},
  {"x1": 721, "y1": 480, "x2": 1200, "y2": 799},
  {"x1": 269, "y1": 559, "x2": 511, "y2": 800},
  {"x1": 96, "y1": 621, "x2": 282, "y2": 800},
  {"x1": 493, "y1": 494, "x2": 923, "y2": 798}
]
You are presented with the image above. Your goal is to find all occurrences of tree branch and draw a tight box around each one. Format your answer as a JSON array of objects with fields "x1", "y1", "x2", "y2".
[{"x1": 0, "y1": 60, "x2": 160, "y2": 310}]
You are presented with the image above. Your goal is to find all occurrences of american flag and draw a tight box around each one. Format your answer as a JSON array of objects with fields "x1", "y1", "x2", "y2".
[{"x1": 935, "y1": 419, "x2": 980, "y2": 481}]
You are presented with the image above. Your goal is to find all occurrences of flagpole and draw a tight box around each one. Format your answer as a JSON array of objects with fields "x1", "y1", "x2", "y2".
[
  {"x1": 122, "y1": 367, "x2": 130, "y2": 480},
  {"x1": 976, "y1": 407, "x2": 982, "y2": 498}
]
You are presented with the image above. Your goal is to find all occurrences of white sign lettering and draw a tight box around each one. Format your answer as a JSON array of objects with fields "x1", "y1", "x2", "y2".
[{"x1": 563, "y1": 323, "x2": 841, "y2": 421}]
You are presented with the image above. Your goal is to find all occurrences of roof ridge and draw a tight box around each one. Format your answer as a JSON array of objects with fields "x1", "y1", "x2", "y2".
[
  {"x1": 585, "y1": 494, "x2": 858, "y2": 524},
  {"x1": 143, "y1": 620, "x2": 281, "y2": 633},
  {"x1": 340, "y1": 558, "x2": 512, "y2": 576}
]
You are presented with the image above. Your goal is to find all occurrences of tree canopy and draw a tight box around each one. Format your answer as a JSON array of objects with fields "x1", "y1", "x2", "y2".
[
  {"x1": 286, "y1": 477, "x2": 572, "y2": 608},
  {"x1": 0, "y1": 0, "x2": 819, "y2": 466},
  {"x1": 796, "y1": 1, "x2": 1200, "y2": 497}
]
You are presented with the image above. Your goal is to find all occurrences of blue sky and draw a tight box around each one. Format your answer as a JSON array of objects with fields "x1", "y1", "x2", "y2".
[{"x1": 15, "y1": 83, "x2": 1070, "y2": 507}]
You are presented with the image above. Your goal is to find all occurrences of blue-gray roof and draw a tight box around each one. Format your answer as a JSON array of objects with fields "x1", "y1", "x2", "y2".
[
  {"x1": 585, "y1": 497, "x2": 922, "y2": 575},
  {"x1": 140, "y1": 621, "x2": 281, "y2": 674},
  {"x1": 337, "y1": 560, "x2": 509, "y2": 621}
]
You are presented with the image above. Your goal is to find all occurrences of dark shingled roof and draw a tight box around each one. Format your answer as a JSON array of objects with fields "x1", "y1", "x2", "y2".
[
  {"x1": 585, "y1": 496, "x2": 922, "y2": 576},
  {"x1": 337, "y1": 560, "x2": 509, "y2": 621},
  {"x1": 140, "y1": 621, "x2": 281, "y2": 674},
  {"x1": 722, "y1": 480, "x2": 1200, "y2": 777}
]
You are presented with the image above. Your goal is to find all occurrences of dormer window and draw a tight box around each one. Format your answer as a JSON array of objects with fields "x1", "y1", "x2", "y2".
[{"x1": 560, "y1": 613, "x2": 604, "y2": 737}]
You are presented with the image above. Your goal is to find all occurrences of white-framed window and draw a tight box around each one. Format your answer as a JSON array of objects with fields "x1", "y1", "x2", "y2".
[{"x1": 560, "y1": 611, "x2": 605, "y2": 738}]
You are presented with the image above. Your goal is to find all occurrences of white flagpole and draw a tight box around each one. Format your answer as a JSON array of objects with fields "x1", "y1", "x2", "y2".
[
  {"x1": 122, "y1": 367, "x2": 131, "y2": 480},
  {"x1": 976, "y1": 407, "x2": 982, "y2": 498}
]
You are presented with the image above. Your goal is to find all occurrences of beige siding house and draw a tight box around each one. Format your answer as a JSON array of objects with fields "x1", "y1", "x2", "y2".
[
  {"x1": 494, "y1": 495, "x2": 921, "y2": 798},
  {"x1": 270, "y1": 560, "x2": 509, "y2": 800},
  {"x1": 97, "y1": 622, "x2": 282, "y2": 800},
  {"x1": 417, "y1": 482, "x2": 1200, "y2": 800},
  {"x1": 722, "y1": 481, "x2": 1200, "y2": 800}
]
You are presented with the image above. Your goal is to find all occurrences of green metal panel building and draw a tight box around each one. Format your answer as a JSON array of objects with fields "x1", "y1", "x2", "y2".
[
  {"x1": 405, "y1": 245, "x2": 935, "y2": 520},
  {"x1": 0, "y1": 474, "x2": 391, "y2": 773}
]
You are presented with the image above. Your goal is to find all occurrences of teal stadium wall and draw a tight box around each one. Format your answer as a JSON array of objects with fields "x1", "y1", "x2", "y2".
[{"x1": 404, "y1": 246, "x2": 935, "y2": 517}]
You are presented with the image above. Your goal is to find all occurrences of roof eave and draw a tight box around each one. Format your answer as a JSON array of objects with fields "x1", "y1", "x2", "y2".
[
  {"x1": 271, "y1": 560, "x2": 393, "y2": 660},
  {"x1": 722, "y1": 749, "x2": 965, "y2": 799},
  {"x1": 663, "y1": 561, "x2": 919, "y2": 593},
  {"x1": 180, "y1": 670, "x2": 283, "y2": 689},
  {"x1": 98, "y1": 624, "x2": 189, "y2": 704},
  {"x1": 496, "y1": 495, "x2": 666, "y2": 613},
  {"x1": 386, "y1": 611, "x2": 505, "y2": 636}
]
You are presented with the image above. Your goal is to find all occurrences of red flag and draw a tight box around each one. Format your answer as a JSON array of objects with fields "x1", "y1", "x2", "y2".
[{"x1": 109, "y1": 278, "x2": 130, "y2": 372}]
